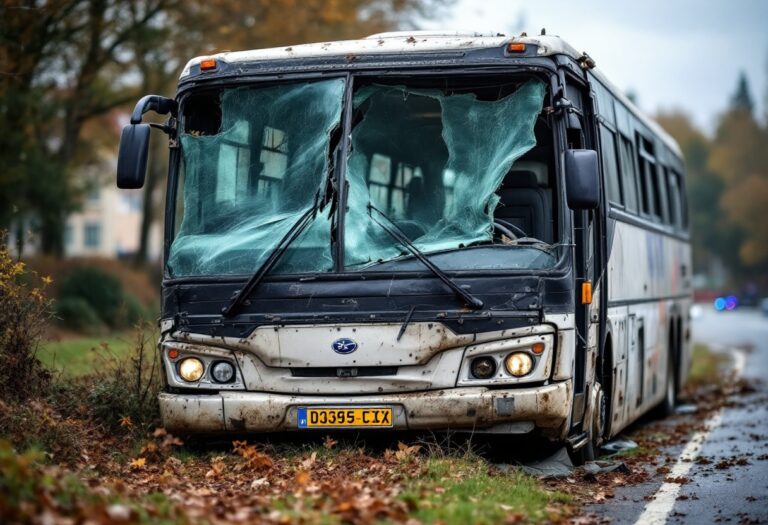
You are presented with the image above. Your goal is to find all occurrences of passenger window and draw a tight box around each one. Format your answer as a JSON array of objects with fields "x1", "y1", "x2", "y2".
[
  {"x1": 636, "y1": 134, "x2": 658, "y2": 217},
  {"x1": 668, "y1": 170, "x2": 686, "y2": 228},
  {"x1": 258, "y1": 126, "x2": 289, "y2": 193},
  {"x1": 366, "y1": 154, "x2": 425, "y2": 221},
  {"x1": 666, "y1": 169, "x2": 682, "y2": 229},
  {"x1": 656, "y1": 166, "x2": 671, "y2": 224},
  {"x1": 599, "y1": 125, "x2": 622, "y2": 204},
  {"x1": 593, "y1": 81, "x2": 616, "y2": 125},
  {"x1": 678, "y1": 172, "x2": 689, "y2": 229},
  {"x1": 618, "y1": 136, "x2": 638, "y2": 212}
]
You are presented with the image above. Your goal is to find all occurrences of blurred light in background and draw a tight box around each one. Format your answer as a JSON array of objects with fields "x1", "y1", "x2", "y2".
[{"x1": 714, "y1": 296, "x2": 739, "y2": 311}]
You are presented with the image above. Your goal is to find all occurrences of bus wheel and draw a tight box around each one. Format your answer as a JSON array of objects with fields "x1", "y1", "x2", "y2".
[
  {"x1": 569, "y1": 383, "x2": 606, "y2": 465},
  {"x1": 655, "y1": 352, "x2": 677, "y2": 418}
]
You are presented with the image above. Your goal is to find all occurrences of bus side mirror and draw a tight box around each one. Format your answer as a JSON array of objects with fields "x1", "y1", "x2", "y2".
[
  {"x1": 117, "y1": 95, "x2": 177, "y2": 189},
  {"x1": 565, "y1": 149, "x2": 600, "y2": 210},
  {"x1": 116, "y1": 123, "x2": 150, "y2": 189}
]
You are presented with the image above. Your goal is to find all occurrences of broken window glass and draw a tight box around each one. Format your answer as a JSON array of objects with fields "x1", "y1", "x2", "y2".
[
  {"x1": 168, "y1": 79, "x2": 345, "y2": 277},
  {"x1": 343, "y1": 78, "x2": 552, "y2": 270}
]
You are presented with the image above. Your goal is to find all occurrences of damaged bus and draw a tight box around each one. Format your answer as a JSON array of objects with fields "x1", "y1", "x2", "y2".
[{"x1": 116, "y1": 32, "x2": 692, "y2": 461}]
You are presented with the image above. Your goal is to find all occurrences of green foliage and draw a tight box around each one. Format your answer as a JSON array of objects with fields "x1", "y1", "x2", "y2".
[
  {"x1": 86, "y1": 327, "x2": 162, "y2": 435},
  {"x1": 0, "y1": 441, "x2": 46, "y2": 511},
  {"x1": 53, "y1": 297, "x2": 104, "y2": 334},
  {"x1": 56, "y1": 267, "x2": 148, "y2": 329},
  {"x1": 400, "y1": 457, "x2": 572, "y2": 524},
  {"x1": 658, "y1": 69, "x2": 768, "y2": 291},
  {"x1": 59, "y1": 267, "x2": 123, "y2": 327},
  {"x1": 0, "y1": 241, "x2": 52, "y2": 401}
]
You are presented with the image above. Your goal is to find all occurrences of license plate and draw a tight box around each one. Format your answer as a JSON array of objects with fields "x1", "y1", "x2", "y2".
[{"x1": 297, "y1": 407, "x2": 393, "y2": 428}]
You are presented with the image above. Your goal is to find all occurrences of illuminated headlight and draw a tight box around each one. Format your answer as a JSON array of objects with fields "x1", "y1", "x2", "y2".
[
  {"x1": 470, "y1": 356, "x2": 497, "y2": 379},
  {"x1": 211, "y1": 361, "x2": 235, "y2": 383},
  {"x1": 505, "y1": 352, "x2": 534, "y2": 377},
  {"x1": 178, "y1": 357, "x2": 205, "y2": 382}
]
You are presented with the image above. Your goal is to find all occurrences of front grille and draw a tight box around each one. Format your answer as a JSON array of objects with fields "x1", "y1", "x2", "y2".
[{"x1": 290, "y1": 366, "x2": 398, "y2": 378}]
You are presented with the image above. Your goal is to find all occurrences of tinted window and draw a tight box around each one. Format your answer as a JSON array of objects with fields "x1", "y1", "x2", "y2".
[
  {"x1": 666, "y1": 168, "x2": 682, "y2": 228},
  {"x1": 618, "y1": 136, "x2": 639, "y2": 212},
  {"x1": 600, "y1": 125, "x2": 622, "y2": 204},
  {"x1": 636, "y1": 134, "x2": 658, "y2": 217},
  {"x1": 656, "y1": 166, "x2": 671, "y2": 224},
  {"x1": 593, "y1": 81, "x2": 616, "y2": 125}
]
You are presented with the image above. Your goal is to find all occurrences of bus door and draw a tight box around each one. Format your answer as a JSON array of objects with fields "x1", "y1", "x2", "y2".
[{"x1": 562, "y1": 77, "x2": 601, "y2": 431}]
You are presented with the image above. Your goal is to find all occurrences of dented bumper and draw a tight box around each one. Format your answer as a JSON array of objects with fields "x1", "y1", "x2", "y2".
[{"x1": 159, "y1": 380, "x2": 572, "y2": 437}]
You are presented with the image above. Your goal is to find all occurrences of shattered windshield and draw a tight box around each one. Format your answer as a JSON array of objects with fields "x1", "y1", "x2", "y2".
[
  {"x1": 168, "y1": 79, "x2": 345, "y2": 277},
  {"x1": 167, "y1": 75, "x2": 558, "y2": 278},
  {"x1": 344, "y1": 78, "x2": 555, "y2": 270}
]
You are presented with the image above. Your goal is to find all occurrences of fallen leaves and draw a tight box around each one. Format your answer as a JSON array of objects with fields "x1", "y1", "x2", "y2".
[
  {"x1": 232, "y1": 440, "x2": 274, "y2": 472},
  {"x1": 128, "y1": 457, "x2": 146, "y2": 470}
]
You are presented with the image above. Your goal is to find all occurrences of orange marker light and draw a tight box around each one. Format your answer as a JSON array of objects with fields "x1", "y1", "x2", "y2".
[
  {"x1": 167, "y1": 348, "x2": 180, "y2": 359},
  {"x1": 581, "y1": 281, "x2": 593, "y2": 305},
  {"x1": 200, "y1": 58, "x2": 217, "y2": 71},
  {"x1": 532, "y1": 342, "x2": 545, "y2": 354},
  {"x1": 507, "y1": 42, "x2": 526, "y2": 53}
]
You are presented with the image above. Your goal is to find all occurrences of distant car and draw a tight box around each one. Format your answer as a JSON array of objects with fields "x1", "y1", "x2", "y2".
[{"x1": 761, "y1": 298, "x2": 768, "y2": 316}]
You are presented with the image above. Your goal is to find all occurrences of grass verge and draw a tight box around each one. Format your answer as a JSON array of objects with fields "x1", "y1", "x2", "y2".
[
  {"x1": 400, "y1": 455, "x2": 573, "y2": 524},
  {"x1": 38, "y1": 333, "x2": 134, "y2": 377},
  {"x1": 687, "y1": 343, "x2": 730, "y2": 388}
]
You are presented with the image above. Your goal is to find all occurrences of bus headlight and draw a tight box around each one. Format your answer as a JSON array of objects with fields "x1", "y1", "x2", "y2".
[
  {"x1": 470, "y1": 356, "x2": 497, "y2": 379},
  {"x1": 505, "y1": 352, "x2": 534, "y2": 377},
  {"x1": 211, "y1": 361, "x2": 235, "y2": 383},
  {"x1": 178, "y1": 357, "x2": 205, "y2": 382}
]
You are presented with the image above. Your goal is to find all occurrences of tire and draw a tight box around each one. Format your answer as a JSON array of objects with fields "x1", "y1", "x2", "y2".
[
  {"x1": 568, "y1": 383, "x2": 606, "y2": 465},
  {"x1": 655, "y1": 353, "x2": 677, "y2": 418},
  {"x1": 568, "y1": 436, "x2": 596, "y2": 465}
]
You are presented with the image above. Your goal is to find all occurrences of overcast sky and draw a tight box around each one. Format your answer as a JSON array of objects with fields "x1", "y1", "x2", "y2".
[{"x1": 423, "y1": 0, "x2": 768, "y2": 133}]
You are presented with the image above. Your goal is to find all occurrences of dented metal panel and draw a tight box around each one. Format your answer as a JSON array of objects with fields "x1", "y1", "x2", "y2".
[{"x1": 157, "y1": 380, "x2": 572, "y2": 437}]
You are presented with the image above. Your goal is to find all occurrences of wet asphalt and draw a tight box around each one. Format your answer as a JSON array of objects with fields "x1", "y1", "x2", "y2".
[{"x1": 588, "y1": 306, "x2": 768, "y2": 524}]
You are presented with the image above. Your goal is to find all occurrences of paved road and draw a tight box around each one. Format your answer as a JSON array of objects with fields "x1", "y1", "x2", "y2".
[{"x1": 589, "y1": 306, "x2": 768, "y2": 524}]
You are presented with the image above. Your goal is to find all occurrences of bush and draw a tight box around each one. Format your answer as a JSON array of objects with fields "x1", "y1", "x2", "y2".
[
  {"x1": 52, "y1": 297, "x2": 104, "y2": 334},
  {"x1": 58, "y1": 267, "x2": 124, "y2": 328},
  {"x1": 87, "y1": 325, "x2": 162, "y2": 434},
  {"x1": 0, "y1": 240, "x2": 51, "y2": 401},
  {"x1": 119, "y1": 293, "x2": 147, "y2": 327}
]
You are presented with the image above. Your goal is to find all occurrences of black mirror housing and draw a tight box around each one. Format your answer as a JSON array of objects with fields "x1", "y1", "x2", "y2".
[
  {"x1": 564, "y1": 149, "x2": 600, "y2": 210},
  {"x1": 116, "y1": 123, "x2": 150, "y2": 189}
]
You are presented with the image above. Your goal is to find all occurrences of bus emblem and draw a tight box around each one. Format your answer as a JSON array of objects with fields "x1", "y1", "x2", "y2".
[{"x1": 332, "y1": 338, "x2": 358, "y2": 354}]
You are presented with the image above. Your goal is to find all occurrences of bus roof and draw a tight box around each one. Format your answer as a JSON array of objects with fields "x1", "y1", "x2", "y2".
[
  {"x1": 180, "y1": 31, "x2": 682, "y2": 159},
  {"x1": 180, "y1": 32, "x2": 583, "y2": 77}
]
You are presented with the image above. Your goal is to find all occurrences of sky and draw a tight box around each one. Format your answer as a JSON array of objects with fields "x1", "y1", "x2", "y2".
[{"x1": 423, "y1": 0, "x2": 768, "y2": 134}]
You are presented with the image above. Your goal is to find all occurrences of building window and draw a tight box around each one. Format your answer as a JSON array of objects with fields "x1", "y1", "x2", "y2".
[
  {"x1": 84, "y1": 222, "x2": 101, "y2": 248},
  {"x1": 86, "y1": 184, "x2": 100, "y2": 205},
  {"x1": 64, "y1": 224, "x2": 74, "y2": 247}
]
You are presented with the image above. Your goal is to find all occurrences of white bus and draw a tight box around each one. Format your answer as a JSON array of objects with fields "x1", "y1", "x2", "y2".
[{"x1": 117, "y1": 31, "x2": 692, "y2": 461}]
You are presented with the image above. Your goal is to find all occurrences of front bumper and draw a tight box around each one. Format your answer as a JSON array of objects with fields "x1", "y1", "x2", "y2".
[{"x1": 159, "y1": 380, "x2": 572, "y2": 438}]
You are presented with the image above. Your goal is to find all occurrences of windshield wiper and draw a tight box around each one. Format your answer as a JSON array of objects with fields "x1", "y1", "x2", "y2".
[
  {"x1": 222, "y1": 192, "x2": 324, "y2": 318},
  {"x1": 367, "y1": 204, "x2": 483, "y2": 310}
]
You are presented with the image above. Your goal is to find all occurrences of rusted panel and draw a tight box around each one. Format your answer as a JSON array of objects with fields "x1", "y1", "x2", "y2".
[
  {"x1": 206, "y1": 381, "x2": 573, "y2": 434},
  {"x1": 159, "y1": 393, "x2": 225, "y2": 432},
  {"x1": 552, "y1": 329, "x2": 575, "y2": 380}
]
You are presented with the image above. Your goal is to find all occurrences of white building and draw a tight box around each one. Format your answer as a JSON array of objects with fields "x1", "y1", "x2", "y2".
[{"x1": 63, "y1": 181, "x2": 162, "y2": 261}]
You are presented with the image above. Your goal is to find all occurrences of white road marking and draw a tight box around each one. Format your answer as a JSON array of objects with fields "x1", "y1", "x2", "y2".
[{"x1": 632, "y1": 347, "x2": 745, "y2": 525}]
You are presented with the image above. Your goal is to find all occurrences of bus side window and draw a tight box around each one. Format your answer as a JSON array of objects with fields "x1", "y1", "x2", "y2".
[
  {"x1": 599, "y1": 125, "x2": 622, "y2": 205},
  {"x1": 618, "y1": 136, "x2": 639, "y2": 212},
  {"x1": 677, "y1": 171, "x2": 689, "y2": 230},
  {"x1": 667, "y1": 169, "x2": 686, "y2": 230},
  {"x1": 656, "y1": 165, "x2": 671, "y2": 224},
  {"x1": 636, "y1": 134, "x2": 658, "y2": 218}
]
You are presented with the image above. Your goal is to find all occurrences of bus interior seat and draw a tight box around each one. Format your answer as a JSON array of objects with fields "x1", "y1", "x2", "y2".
[{"x1": 495, "y1": 168, "x2": 553, "y2": 243}]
